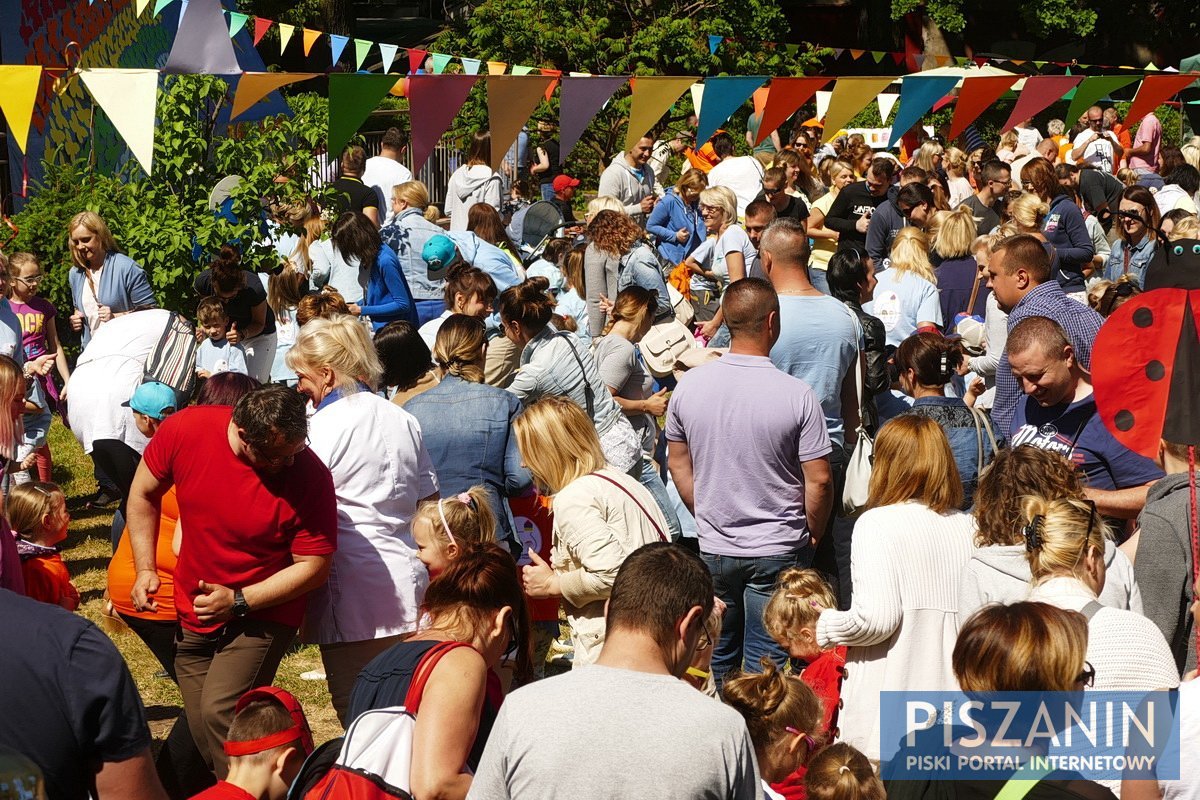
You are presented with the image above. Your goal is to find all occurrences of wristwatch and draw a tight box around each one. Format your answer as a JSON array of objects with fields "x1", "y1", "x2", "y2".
[{"x1": 232, "y1": 589, "x2": 250, "y2": 618}]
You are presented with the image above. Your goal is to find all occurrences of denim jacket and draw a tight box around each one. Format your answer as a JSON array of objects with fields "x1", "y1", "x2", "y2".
[
  {"x1": 380, "y1": 207, "x2": 447, "y2": 301},
  {"x1": 617, "y1": 242, "x2": 674, "y2": 321},
  {"x1": 1103, "y1": 235, "x2": 1157, "y2": 285},
  {"x1": 904, "y1": 395, "x2": 993, "y2": 507},
  {"x1": 509, "y1": 326, "x2": 626, "y2": 435},
  {"x1": 402, "y1": 374, "x2": 532, "y2": 541}
]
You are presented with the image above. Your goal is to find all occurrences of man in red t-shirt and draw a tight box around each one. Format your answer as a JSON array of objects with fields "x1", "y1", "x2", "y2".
[{"x1": 127, "y1": 385, "x2": 337, "y2": 778}]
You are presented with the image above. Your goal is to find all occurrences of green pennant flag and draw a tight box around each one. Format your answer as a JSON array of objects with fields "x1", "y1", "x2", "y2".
[
  {"x1": 153, "y1": 0, "x2": 173, "y2": 15},
  {"x1": 228, "y1": 11, "x2": 248, "y2": 38},
  {"x1": 328, "y1": 74, "x2": 403, "y2": 155},
  {"x1": 512, "y1": 65, "x2": 535, "y2": 76},
  {"x1": 431, "y1": 53, "x2": 452, "y2": 74},
  {"x1": 1033, "y1": 60, "x2": 1047, "y2": 68},
  {"x1": 353, "y1": 39, "x2": 372, "y2": 71},
  {"x1": 871, "y1": 51, "x2": 886, "y2": 64},
  {"x1": 1064, "y1": 75, "x2": 1141, "y2": 124}
]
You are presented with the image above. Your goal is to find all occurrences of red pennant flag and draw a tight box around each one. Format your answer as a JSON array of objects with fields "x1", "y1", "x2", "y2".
[
  {"x1": 754, "y1": 77, "x2": 830, "y2": 146},
  {"x1": 1000, "y1": 75, "x2": 1081, "y2": 133},
  {"x1": 252, "y1": 17, "x2": 271, "y2": 46},
  {"x1": 891, "y1": 52, "x2": 906, "y2": 66},
  {"x1": 408, "y1": 48, "x2": 428, "y2": 74},
  {"x1": 541, "y1": 68, "x2": 562, "y2": 102},
  {"x1": 948, "y1": 75, "x2": 1019, "y2": 140},
  {"x1": 1125, "y1": 74, "x2": 1199, "y2": 127}
]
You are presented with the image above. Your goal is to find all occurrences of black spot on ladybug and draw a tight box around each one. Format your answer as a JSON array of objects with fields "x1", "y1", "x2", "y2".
[
  {"x1": 1133, "y1": 307, "x2": 1154, "y2": 328},
  {"x1": 1115, "y1": 410, "x2": 1135, "y2": 431},
  {"x1": 1146, "y1": 360, "x2": 1166, "y2": 381}
]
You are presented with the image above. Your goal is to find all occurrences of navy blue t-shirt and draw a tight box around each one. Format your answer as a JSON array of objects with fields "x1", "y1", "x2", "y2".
[
  {"x1": 0, "y1": 589, "x2": 151, "y2": 800},
  {"x1": 1009, "y1": 394, "x2": 1163, "y2": 490}
]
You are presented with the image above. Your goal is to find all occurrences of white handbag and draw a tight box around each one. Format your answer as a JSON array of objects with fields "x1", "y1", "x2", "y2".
[
  {"x1": 639, "y1": 319, "x2": 696, "y2": 378},
  {"x1": 841, "y1": 305, "x2": 873, "y2": 518}
]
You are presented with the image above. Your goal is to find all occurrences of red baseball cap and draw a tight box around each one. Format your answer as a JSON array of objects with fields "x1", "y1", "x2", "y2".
[{"x1": 552, "y1": 175, "x2": 581, "y2": 193}]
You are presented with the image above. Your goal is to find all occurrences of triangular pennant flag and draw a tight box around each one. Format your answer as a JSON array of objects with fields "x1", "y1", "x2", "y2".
[
  {"x1": 511, "y1": 65, "x2": 535, "y2": 76},
  {"x1": 135, "y1": 0, "x2": 152, "y2": 15},
  {"x1": 752, "y1": 86, "x2": 769, "y2": 118},
  {"x1": 408, "y1": 48, "x2": 428, "y2": 74},
  {"x1": 329, "y1": 34, "x2": 349, "y2": 64},
  {"x1": 695, "y1": 76, "x2": 767, "y2": 144},
  {"x1": 487, "y1": 61, "x2": 507, "y2": 76},
  {"x1": 849, "y1": 49, "x2": 865, "y2": 60},
  {"x1": 388, "y1": 77, "x2": 406, "y2": 98},
  {"x1": 407, "y1": 74, "x2": 479, "y2": 172},
  {"x1": 876, "y1": 92, "x2": 898, "y2": 123},
  {"x1": 832, "y1": 48, "x2": 844, "y2": 58},
  {"x1": 164, "y1": 0, "x2": 241, "y2": 74},
  {"x1": 560, "y1": 75, "x2": 628, "y2": 164},
  {"x1": 80, "y1": 69, "x2": 158, "y2": 174},
  {"x1": 302, "y1": 28, "x2": 320, "y2": 57},
  {"x1": 487, "y1": 76, "x2": 557, "y2": 171},
  {"x1": 328, "y1": 74, "x2": 405, "y2": 155},
  {"x1": 815, "y1": 90, "x2": 831, "y2": 121},
  {"x1": 689, "y1": 82, "x2": 705, "y2": 120},
  {"x1": 708, "y1": 35, "x2": 723, "y2": 55},
  {"x1": 379, "y1": 43, "x2": 398, "y2": 72},
  {"x1": 626, "y1": 76, "x2": 696, "y2": 151},
  {"x1": 353, "y1": 39, "x2": 371, "y2": 71},
  {"x1": 228, "y1": 11, "x2": 248, "y2": 38},
  {"x1": 1000, "y1": 75, "x2": 1081, "y2": 132},
  {"x1": 1010, "y1": 59, "x2": 1027, "y2": 66},
  {"x1": 431, "y1": 53, "x2": 452, "y2": 74},
  {"x1": 1033, "y1": 60, "x2": 1047, "y2": 68},
  {"x1": 461, "y1": 58, "x2": 481, "y2": 76},
  {"x1": 278, "y1": 23, "x2": 295, "y2": 53},
  {"x1": 1145, "y1": 63, "x2": 1160, "y2": 72},
  {"x1": 252, "y1": 17, "x2": 272, "y2": 45},
  {"x1": 754, "y1": 77, "x2": 828, "y2": 145},
  {"x1": 948, "y1": 75, "x2": 1019, "y2": 140},
  {"x1": 871, "y1": 51, "x2": 886, "y2": 64},
  {"x1": 1063, "y1": 75, "x2": 1141, "y2": 126},
  {"x1": 231, "y1": 72, "x2": 318, "y2": 119},
  {"x1": 1126, "y1": 74, "x2": 1199, "y2": 126},
  {"x1": 887, "y1": 74, "x2": 959, "y2": 146},
  {"x1": 153, "y1": 0, "x2": 174, "y2": 15},
  {"x1": 541, "y1": 69, "x2": 561, "y2": 102},
  {"x1": 822, "y1": 76, "x2": 896, "y2": 142},
  {"x1": 892, "y1": 52, "x2": 906, "y2": 66},
  {"x1": 0, "y1": 66, "x2": 41, "y2": 154}
]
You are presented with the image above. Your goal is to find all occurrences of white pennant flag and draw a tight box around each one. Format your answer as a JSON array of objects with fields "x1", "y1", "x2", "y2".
[
  {"x1": 379, "y1": 43, "x2": 398, "y2": 73},
  {"x1": 80, "y1": 69, "x2": 159, "y2": 174},
  {"x1": 877, "y1": 92, "x2": 899, "y2": 124},
  {"x1": 815, "y1": 90, "x2": 832, "y2": 122},
  {"x1": 689, "y1": 82, "x2": 705, "y2": 120}
]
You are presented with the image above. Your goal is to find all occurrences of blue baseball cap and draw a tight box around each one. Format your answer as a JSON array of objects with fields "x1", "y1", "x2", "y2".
[
  {"x1": 122, "y1": 381, "x2": 177, "y2": 421},
  {"x1": 421, "y1": 235, "x2": 458, "y2": 281}
]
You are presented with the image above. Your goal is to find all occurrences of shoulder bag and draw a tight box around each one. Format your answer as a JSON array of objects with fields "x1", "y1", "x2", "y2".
[
  {"x1": 555, "y1": 331, "x2": 595, "y2": 418},
  {"x1": 967, "y1": 405, "x2": 998, "y2": 477},
  {"x1": 841, "y1": 303, "x2": 873, "y2": 518},
  {"x1": 639, "y1": 318, "x2": 696, "y2": 378},
  {"x1": 589, "y1": 471, "x2": 668, "y2": 541}
]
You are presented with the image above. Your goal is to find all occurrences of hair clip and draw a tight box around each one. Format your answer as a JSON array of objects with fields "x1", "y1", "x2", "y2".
[
  {"x1": 456, "y1": 491, "x2": 475, "y2": 509},
  {"x1": 1023, "y1": 515, "x2": 1044, "y2": 551},
  {"x1": 839, "y1": 765, "x2": 851, "y2": 775},
  {"x1": 939, "y1": 351, "x2": 949, "y2": 376}
]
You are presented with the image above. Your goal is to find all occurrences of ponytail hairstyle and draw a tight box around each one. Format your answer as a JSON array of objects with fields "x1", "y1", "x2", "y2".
[
  {"x1": 602, "y1": 285, "x2": 655, "y2": 336},
  {"x1": 0, "y1": 355, "x2": 24, "y2": 460},
  {"x1": 497, "y1": 277, "x2": 555, "y2": 334},
  {"x1": 431, "y1": 314, "x2": 487, "y2": 384},
  {"x1": 210, "y1": 245, "x2": 245, "y2": 295},
  {"x1": 561, "y1": 243, "x2": 587, "y2": 295},
  {"x1": 1021, "y1": 496, "x2": 1110, "y2": 584},
  {"x1": 721, "y1": 657, "x2": 825, "y2": 781},
  {"x1": 267, "y1": 268, "x2": 308, "y2": 319},
  {"x1": 296, "y1": 286, "x2": 349, "y2": 327},
  {"x1": 411, "y1": 485, "x2": 497, "y2": 551},
  {"x1": 762, "y1": 568, "x2": 837, "y2": 646},
  {"x1": 6, "y1": 482, "x2": 64, "y2": 541},
  {"x1": 805, "y1": 743, "x2": 886, "y2": 800},
  {"x1": 373, "y1": 319, "x2": 434, "y2": 390},
  {"x1": 442, "y1": 264, "x2": 497, "y2": 314},
  {"x1": 894, "y1": 332, "x2": 962, "y2": 390}
]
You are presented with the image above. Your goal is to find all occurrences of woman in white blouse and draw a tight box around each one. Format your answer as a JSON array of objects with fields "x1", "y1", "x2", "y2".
[{"x1": 286, "y1": 315, "x2": 440, "y2": 725}]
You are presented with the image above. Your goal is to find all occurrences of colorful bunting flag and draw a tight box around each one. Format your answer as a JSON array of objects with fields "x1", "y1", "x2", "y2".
[
  {"x1": 887, "y1": 74, "x2": 959, "y2": 146},
  {"x1": 431, "y1": 53, "x2": 452, "y2": 74},
  {"x1": 822, "y1": 76, "x2": 896, "y2": 142},
  {"x1": 80, "y1": 69, "x2": 159, "y2": 174},
  {"x1": 487, "y1": 76, "x2": 557, "y2": 170},
  {"x1": 1125, "y1": 74, "x2": 1199, "y2": 126},
  {"x1": 329, "y1": 34, "x2": 349, "y2": 65},
  {"x1": 408, "y1": 48, "x2": 428, "y2": 74},
  {"x1": 252, "y1": 17, "x2": 271, "y2": 46},
  {"x1": 408, "y1": 74, "x2": 480, "y2": 172},
  {"x1": 487, "y1": 61, "x2": 507, "y2": 76},
  {"x1": 560, "y1": 76, "x2": 628, "y2": 164},
  {"x1": 1063, "y1": 75, "x2": 1141, "y2": 126},
  {"x1": 871, "y1": 51, "x2": 886, "y2": 64},
  {"x1": 814, "y1": 90, "x2": 831, "y2": 122},
  {"x1": 164, "y1": 0, "x2": 241, "y2": 74},
  {"x1": 752, "y1": 86, "x2": 769, "y2": 118},
  {"x1": 626, "y1": 76, "x2": 696, "y2": 152},
  {"x1": 512, "y1": 66, "x2": 535, "y2": 76},
  {"x1": 0, "y1": 66, "x2": 41, "y2": 154},
  {"x1": 227, "y1": 11, "x2": 248, "y2": 38},
  {"x1": 353, "y1": 39, "x2": 371, "y2": 71},
  {"x1": 461, "y1": 58, "x2": 481, "y2": 76},
  {"x1": 379, "y1": 43, "x2": 398, "y2": 73},
  {"x1": 708, "y1": 35, "x2": 723, "y2": 56},
  {"x1": 231, "y1": 72, "x2": 318, "y2": 119},
  {"x1": 948, "y1": 75, "x2": 1019, "y2": 140},
  {"x1": 328, "y1": 74, "x2": 405, "y2": 155},
  {"x1": 876, "y1": 92, "x2": 898, "y2": 124},
  {"x1": 278, "y1": 24, "x2": 296, "y2": 53},
  {"x1": 754, "y1": 77, "x2": 828, "y2": 146},
  {"x1": 135, "y1": 0, "x2": 152, "y2": 16},
  {"x1": 152, "y1": 0, "x2": 174, "y2": 15},
  {"x1": 695, "y1": 76, "x2": 767, "y2": 144},
  {"x1": 302, "y1": 28, "x2": 320, "y2": 57},
  {"x1": 541, "y1": 69, "x2": 562, "y2": 102},
  {"x1": 849, "y1": 49, "x2": 865, "y2": 60},
  {"x1": 689, "y1": 82, "x2": 705, "y2": 120},
  {"x1": 1000, "y1": 75, "x2": 1081, "y2": 132}
]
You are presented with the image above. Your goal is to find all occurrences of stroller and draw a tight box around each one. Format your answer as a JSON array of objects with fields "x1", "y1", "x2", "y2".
[{"x1": 507, "y1": 200, "x2": 567, "y2": 268}]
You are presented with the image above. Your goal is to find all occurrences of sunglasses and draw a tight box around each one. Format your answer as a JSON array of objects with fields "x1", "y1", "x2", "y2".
[
  {"x1": 696, "y1": 620, "x2": 715, "y2": 651},
  {"x1": 785, "y1": 727, "x2": 820, "y2": 757},
  {"x1": 1077, "y1": 661, "x2": 1096, "y2": 687}
]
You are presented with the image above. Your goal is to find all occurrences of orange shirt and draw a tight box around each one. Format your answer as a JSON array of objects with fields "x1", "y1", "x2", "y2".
[
  {"x1": 107, "y1": 486, "x2": 179, "y2": 621},
  {"x1": 22, "y1": 553, "x2": 79, "y2": 610}
]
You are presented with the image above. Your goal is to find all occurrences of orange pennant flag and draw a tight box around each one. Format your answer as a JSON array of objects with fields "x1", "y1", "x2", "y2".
[
  {"x1": 849, "y1": 49, "x2": 866, "y2": 60},
  {"x1": 231, "y1": 72, "x2": 319, "y2": 120},
  {"x1": 302, "y1": 28, "x2": 320, "y2": 57},
  {"x1": 487, "y1": 61, "x2": 507, "y2": 76}
]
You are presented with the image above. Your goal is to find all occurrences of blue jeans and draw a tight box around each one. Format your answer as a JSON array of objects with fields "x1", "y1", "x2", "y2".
[
  {"x1": 414, "y1": 299, "x2": 446, "y2": 327},
  {"x1": 701, "y1": 550, "x2": 811, "y2": 684},
  {"x1": 638, "y1": 456, "x2": 683, "y2": 541},
  {"x1": 809, "y1": 267, "x2": 830, "y2": 295}
]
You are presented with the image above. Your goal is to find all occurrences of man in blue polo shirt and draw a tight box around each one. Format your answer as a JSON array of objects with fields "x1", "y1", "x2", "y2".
[{"x1": 1007, "y1": 315, "x2": 1162, "y2": 520}]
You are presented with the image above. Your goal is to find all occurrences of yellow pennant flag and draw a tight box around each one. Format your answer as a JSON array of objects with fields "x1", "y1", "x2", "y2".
[
  {"x1": 278, "y1": 23, "x2": 296, "y2": 52},
  {"x1": 487, "y1": 61, "x2": 507, "y2": 76},
  {"x1": 0, "y1": 66, "x2": 42, "y2": 153},
  {"x1": 302, "y1": 28, "x2": 320, "y2": 56},
  {"x1": 625, "y1": 76, "x2": 696, "y2": 152},
  {"x1": 80, "y1": 68, "x2": 160, "y2": 174},
  {"x1": 822, "y1": 76, "x2": 897, "y2": 142},
  {"x1": 135, "y1": 0, "x2": 152, "y2": 15},
  {"x1": 487, "y1": 75, "x2": 557, "y2": 171},
  {"x1": 231, "y1": 72, "x2": 319, "y2": 120}
]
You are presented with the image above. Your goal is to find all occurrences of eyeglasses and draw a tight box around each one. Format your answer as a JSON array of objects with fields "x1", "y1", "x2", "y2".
[
  {"x1": 763, "y1": 187, "x2": 782, "y2": 197},
  {"x1": 696, "y1": 620, "x2": 715, "y2": 651},
  {"x1": 1077, "y1": 661, "x2": 1096, "y2": 687},
  {"x1": 14, "y1": 274, "x2": 43, "y2": 286},
  {"x1": 243, "y1": 435, "x2": 309, "y2": 467},
  {"x1": 785, "y1": 727, "x2": 819, "y2": 757},
  {"x1": 1073, "y1": 500, "x2": 1099, "y2": 568}
]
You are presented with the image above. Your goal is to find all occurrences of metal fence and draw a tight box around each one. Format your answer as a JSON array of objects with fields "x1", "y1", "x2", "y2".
[{"x1": 361, "y1": 131, "x2": 461, "y2": 208}]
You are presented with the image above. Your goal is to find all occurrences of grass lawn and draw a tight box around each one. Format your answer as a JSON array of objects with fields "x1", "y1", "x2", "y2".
[{"x1": 52, "y1": 420, "x2": 344, "y2": 748}]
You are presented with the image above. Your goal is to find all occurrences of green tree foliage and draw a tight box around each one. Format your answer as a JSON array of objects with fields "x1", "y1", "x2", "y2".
[
  {"x1": 11, "y1": 76, "x2": 334, "y2": 331},
  {"x1": 889, "y1": 0, "x2": 1098, "y2": 38}
]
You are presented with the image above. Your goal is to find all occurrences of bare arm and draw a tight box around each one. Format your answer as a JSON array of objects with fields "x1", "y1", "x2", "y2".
[
  {"x1": 1084, "y1": 482, "x2": 1153, "y2": 520},
  {"x1": 192, "y1": 554, "x2": 333, "y2": 626},
  {"x1": 1070, "y1": 134, "x2": 1096, "y2": 162},
  {"x1": 128, "y1": 461, "x2": 170, "y2": 611},
  {"x1": 530, "y1": 147, "x2": 550, "y2": 176},
  {"x1": 725, "y1": 251, "x2": 746, "y2": 282},
  {"x1": 801, "y1": 456, "x2": 834, "y2": 545},
  {"x1": 410, "y1": 648, "x2": 487, "y2": 800},
  {"x1": 806, "y1": 206, "x2": 839, "y2": 240},
  {"x1": 45, "y1": 316, "x2": 71, "y2": 389},
  {"x1": 667, "y1": 440, "x2": 695, "y2": 515},
  {"x1": 94, "y1": 748, "x2": 169, "y2": 800}
]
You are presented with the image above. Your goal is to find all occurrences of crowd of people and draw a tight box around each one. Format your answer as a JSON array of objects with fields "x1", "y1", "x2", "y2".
[{"x1": 0, "y1": 103, "x2": 1199, "y2": 800}]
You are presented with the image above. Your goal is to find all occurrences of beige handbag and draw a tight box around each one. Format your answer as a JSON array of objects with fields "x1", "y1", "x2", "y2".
[{"x1": 639, "y1": 319, "x2": 697, "y2": 378}]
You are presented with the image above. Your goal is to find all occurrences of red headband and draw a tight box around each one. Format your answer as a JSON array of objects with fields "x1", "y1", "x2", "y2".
[{"x1": 222, "y1": 687, "x2": 314, "y2": 757}]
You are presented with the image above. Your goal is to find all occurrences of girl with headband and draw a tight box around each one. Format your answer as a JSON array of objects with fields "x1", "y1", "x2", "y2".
[{"x1": 411, "y1": 486, "x2": 496, "y2": 578}]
